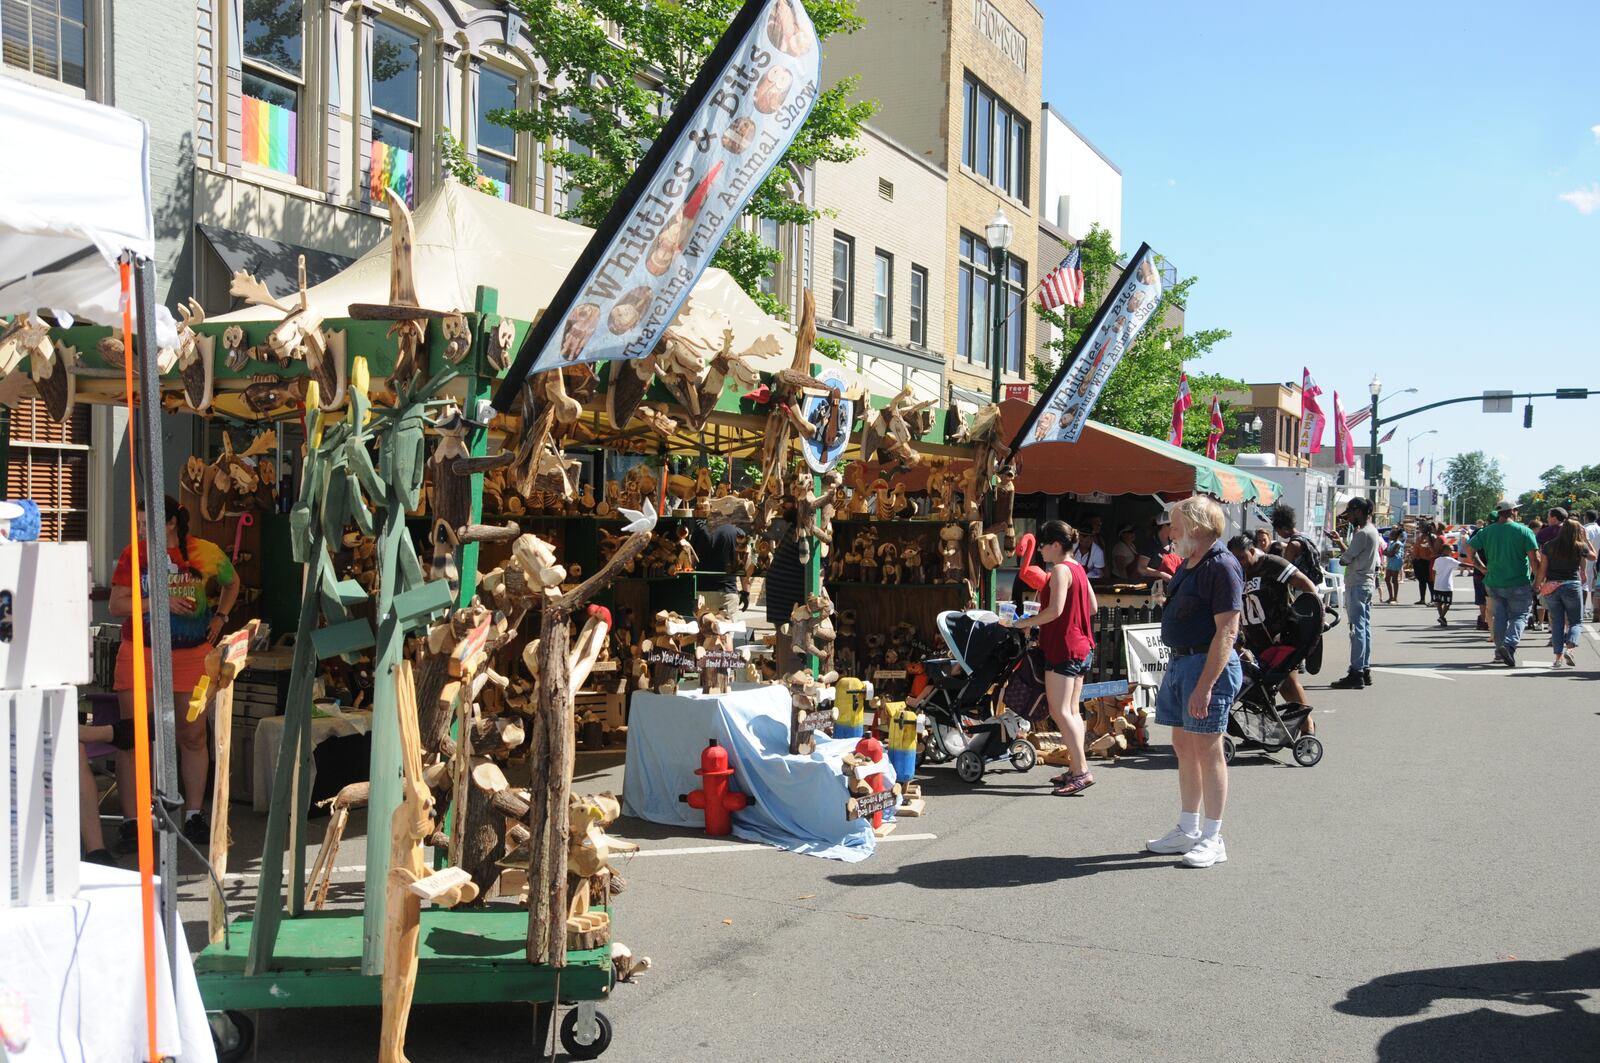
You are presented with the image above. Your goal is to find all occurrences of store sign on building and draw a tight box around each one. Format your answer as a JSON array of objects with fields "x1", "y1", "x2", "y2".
[
  {"x1": 972, "y1": 0, "x2": 1027, "y2": 72},
  {"x1": 1004, "y1": 383, "x2": 1032, "y2": 402}
]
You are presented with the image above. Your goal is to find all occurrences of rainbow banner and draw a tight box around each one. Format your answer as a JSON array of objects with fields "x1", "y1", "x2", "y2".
[
  {"x1": 479, "y1": 175, "x2": 511, "y2": 201},
  {"x1": 370, "y1": 140, "x2": 414, "y2": 205},
  {"x1": 242, "y1": 95, "x2": 297, "y2": 175}
]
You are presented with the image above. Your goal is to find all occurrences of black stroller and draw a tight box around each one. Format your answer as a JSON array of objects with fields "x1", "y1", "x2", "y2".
[
  {"x1": 914, "y1": 610, "x2": 1037, "y2": 783},
  {"x1": 1225, "y1": 595, "x2": 1338, "y2": 767}
]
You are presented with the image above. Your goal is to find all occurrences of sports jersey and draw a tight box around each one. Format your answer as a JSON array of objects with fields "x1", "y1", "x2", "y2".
[{"x1": 1241, "y1": 552, "x2": 1299, "y2": 651}]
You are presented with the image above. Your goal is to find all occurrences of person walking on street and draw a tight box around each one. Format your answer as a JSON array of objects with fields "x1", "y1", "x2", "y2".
[
  {"x1": 1007, "y1": 521, "x2": 1099, "y2": 795},
  {"x1": 1431, "y1": 546, "x2": 1463, "y2": 628},
  {"x1": 1383, "y1": 530, "x2": 1406, "y2": 604},
  {"x1": 1540, "y1": 518, "x2": 1595, "y2": 668},
  {"x1": 1583, "y1": 509, "x2": 1600, "y2": 622},
  {"x1": 1410, "y1": 522, "x2": 1439, "y2": 605},
  {"x1": 1142, "y1": 495, "x2": 1244, "y2": 869},
  {"x1": 1466, "y1": 500, "x2": 1542, "y2": 668},
  {"x1": 1226, "y1": 534, "x2": 1320, "y2": 709},
  {"x1": 1328, "y1": 498, "x2": 1383, "y2": 689}
]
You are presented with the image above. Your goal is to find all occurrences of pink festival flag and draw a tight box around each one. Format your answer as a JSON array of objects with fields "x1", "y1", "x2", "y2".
[
  {"x1": 1300, "y1": 368, "x2": 1326, "y2": 455},
  {"x1": 1169, "y1": 372, "x2": 1193, "y2": 447},
  {"x1": 1206, "y1": 393, "x2": 1225, "y2": 459},
  {"x1": 1333, "y1": 390, "x2": 1356, "y2": 468}
]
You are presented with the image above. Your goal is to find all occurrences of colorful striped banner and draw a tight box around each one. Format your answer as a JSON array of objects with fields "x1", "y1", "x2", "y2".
[
  {"x1": 242, "y1": 94, "x2": 297, "y2": 175},
  {"x1": 478, "y1": 175, "x2": 511, "y2": 201},
  {"x1": 369, "y1": 140, "x2": 414, "y2": 205}
]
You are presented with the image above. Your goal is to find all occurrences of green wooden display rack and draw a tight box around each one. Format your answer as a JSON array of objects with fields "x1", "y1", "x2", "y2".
[{"x1": 194, "y1": 906, "x2": 614, "y2": 1011}]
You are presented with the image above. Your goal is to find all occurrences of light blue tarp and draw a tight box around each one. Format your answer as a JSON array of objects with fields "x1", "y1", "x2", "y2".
[{"x1": 621, "y1": 685, "x2": 894, "y2": 863}]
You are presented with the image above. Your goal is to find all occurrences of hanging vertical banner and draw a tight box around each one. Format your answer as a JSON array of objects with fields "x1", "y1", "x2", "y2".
[
  {"x1": 1010, "y1": 242, "x2": 1162, "y2": 450},
  {"x1": 492, "y1": 0, "x2": 820, "y2": 411},
  {"x1": 1299, "y1": 368, "x2": 1325, "y2": 456}
]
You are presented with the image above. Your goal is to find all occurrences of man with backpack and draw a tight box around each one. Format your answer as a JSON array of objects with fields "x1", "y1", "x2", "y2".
[{"x1": 1269, "y1": 504, "x2": 1330, "y2": 679}]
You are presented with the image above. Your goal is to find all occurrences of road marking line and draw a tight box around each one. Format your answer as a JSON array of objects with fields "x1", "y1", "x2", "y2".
[
  {"x1": 625, "y1": 832, "x2": 938, "y2": 858},
  {"x1": 1367, "y1": 666, "x2": 1454, "y2": 681}
]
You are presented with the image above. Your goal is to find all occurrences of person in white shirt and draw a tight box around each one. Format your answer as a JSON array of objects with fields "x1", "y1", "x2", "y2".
[
  {"x1": 1431, "y1": 548, "x2": 1463, "y2": 628},
  {"x1": 1584, "y1": 510, "x2": 1600, "y2": 621},
  {"x1": 1072, "y1": 529, "x2": 1107, "y2": 579}
]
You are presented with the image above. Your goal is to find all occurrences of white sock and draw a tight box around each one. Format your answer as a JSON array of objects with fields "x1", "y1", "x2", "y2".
[
  {"x1": 1178, "y1": 811, "x2": 1201, "y2": 835},
  {"x1": 185, "y1": 809, "x2": 202, "y2": 822},
  {"x1": 1202, "y1": 817, "x2": 1223, "y2": 840}
]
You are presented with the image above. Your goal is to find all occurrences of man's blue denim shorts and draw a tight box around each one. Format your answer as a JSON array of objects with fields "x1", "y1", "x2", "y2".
[{"x1": 1154, "y1": 650, "x2": 1242, "y2": 734}]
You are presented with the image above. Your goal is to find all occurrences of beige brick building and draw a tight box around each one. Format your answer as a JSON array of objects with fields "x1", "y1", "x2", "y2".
[
  {"x1": 811, "y1": 124, "x2": 949, "y2": 402},
  {"x1": 823, "y1": 0, "x2": 1045, "y2": 402}
]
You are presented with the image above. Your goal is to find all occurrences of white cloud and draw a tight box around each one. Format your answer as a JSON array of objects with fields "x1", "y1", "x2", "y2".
[
  {"x1": 1592, "y1": 124, "x2": 1600, "y2": 142},
  {"x1": 1559, "y1": 184, "x2": 1600, "y2": 214},
  {"x1": 1166, "y1": 177, "x2": 1177, "y2": 187}
]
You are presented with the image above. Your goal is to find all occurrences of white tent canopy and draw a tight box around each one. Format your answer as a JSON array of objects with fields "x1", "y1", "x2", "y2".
[
  {"x1": 0, "y1": 77, "x2": 172, "y2": 342},
  {"x1": 213, "y1": 180, "x2": 855, "y2": 387}
]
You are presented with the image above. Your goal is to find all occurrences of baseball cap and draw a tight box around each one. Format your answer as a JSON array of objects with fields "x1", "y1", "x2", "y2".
[
  {"x1": 1495, "y1": 499, "x2": 1519, "y2": 514},
  {"x1": 1155, "y1": 511, "x2": 1172, "y2": 526},
  {"x1": 1339, "y1": 497, "x2": 1372, "y2": 517}
]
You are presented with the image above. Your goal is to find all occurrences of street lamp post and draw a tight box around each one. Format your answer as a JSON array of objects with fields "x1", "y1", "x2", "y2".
[
  {"x1": 1367, "y1": 375, "x2": 1382, "y2": 489},
  {"x1": 1238, "y1": 414, "x2": 1263, "y2": 450},
  {"x1": 1405, "y1": 430, "x2": 1437, "y2": 516},
  {"x1": 985, "y1": 206, "x2": 1013, "y2": 403}
]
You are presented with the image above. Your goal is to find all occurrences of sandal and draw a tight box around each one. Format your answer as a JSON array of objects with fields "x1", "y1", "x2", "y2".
[
  {"x1": 1049, "y1": 770, "x2": 1075, "y2": 786},
  {"x1": 1053, "y1": 772, "x2": 1095, "y2": 796}
]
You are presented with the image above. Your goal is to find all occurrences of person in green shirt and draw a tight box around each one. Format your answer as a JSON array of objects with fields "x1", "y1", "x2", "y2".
[{"x1": 1466, "y1": 500, "x2": 1543, "y2": 668}]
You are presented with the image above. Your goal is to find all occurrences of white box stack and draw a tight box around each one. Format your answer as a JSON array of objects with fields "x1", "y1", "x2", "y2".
[
  {"x1": 2, "y1": 687, "x2": 78, "y2": 906},
  {"x1": 1, "y1": 542, "x2": 91, "y2": 907}
]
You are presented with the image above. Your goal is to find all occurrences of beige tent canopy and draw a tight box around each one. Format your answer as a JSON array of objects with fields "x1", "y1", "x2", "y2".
[{"x1": 212, "y1": 180, "x2": 850, "y2": 388}]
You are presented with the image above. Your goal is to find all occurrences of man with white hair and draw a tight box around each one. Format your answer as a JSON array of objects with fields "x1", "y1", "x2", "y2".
[{"x1": 1144, "y1": 495, "x2": 1244, "y2": 869}]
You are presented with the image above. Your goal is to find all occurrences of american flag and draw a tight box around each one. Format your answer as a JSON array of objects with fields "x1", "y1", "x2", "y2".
[
  {"x1": 1345, "y1": 406, "x2": 1371, "y2": 430},
  {"x1": 1169, "y1": 372, "x2": 1193, "y2": 447},
  {"x1": 1038, "y1": 247, "x2": 1085, "y2": 310},
  {"x1": 1378, "y1": 427, "x2": 1396, "y2": 444}
]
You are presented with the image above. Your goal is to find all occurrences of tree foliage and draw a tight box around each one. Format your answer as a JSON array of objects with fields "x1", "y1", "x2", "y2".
[
  {"x1": 1517, "y1": 464, "x2": 1600, "y2": 516},
  {"x1": 1031, "y1": 225, "x2": 1232, "y2": 441},
  {"x1": 1441, "y1": 451, "x2": 1506, "y2": 523},
  {"x1": 501, "y1": 0, "x2": 875, "y2": 316}
]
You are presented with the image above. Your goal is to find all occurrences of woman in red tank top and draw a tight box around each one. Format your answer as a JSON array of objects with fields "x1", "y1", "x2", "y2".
[{"x1": 1010, "y1": 520, "x2": 1099, "y2": 796}]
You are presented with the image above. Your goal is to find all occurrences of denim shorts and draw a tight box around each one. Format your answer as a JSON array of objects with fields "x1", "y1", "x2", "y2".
[
  {"x1": 1050, "y1": 650, "x2": 1094, "y2": 677},
  {"x1": 1154, "y1": 650, "x2": 1243, "y2": 734}
]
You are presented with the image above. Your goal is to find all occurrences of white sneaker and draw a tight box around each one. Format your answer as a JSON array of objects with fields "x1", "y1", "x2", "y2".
[
  {"x1": 1182, "y1": 835, "x2": 1227, "y2": 868},
  {"x1": 1146, "y1": 826, "x2": 1201, "y2": 854}
]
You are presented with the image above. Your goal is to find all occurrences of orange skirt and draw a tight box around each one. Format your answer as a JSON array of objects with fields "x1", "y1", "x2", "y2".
[{"x1": 115, "y1": 640, "x2": 210, "y2": 696}]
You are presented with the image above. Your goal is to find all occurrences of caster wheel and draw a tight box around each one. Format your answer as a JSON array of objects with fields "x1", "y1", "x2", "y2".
[
  {"x1": 955, "y1": 749, "x2": 984, "y2": 783},
  {"x1": 1222, "y1": 737, "x2": 1236, "y2": 764},
  {"x1": 1293, "y1": 735, "x2": 1323, "y2": 767},
  {"x1": 559, "y1": 1007, "x2": 614, "y2": 1059},
  {"x1": 1009, "y1": 738, "x2": 1037, "y2": 772},
  {"x1": 210, "y1": 1010, "x2": 255, "y2": 1063}
]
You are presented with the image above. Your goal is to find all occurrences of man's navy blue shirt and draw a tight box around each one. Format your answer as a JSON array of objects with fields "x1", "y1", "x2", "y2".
[{"x1": 1160, "y1": 542, "x2": 1244, "y2": 649}]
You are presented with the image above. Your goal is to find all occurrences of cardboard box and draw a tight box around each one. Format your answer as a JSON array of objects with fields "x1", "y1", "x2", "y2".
[
  {"x1": 0, "y1": 543, "x2": 90, "y2": 689},
  {"x1": 2, "y1": 687, "x2": 79, "y2": 906}
]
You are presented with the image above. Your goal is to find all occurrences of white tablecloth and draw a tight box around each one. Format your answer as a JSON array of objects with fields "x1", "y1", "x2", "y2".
[
  {"x1": 0, "y1": 862, "x2": 215, "y2": 1061},
  {"x1": 252, "y1": 710, "x2": 372, "y2": 812}
]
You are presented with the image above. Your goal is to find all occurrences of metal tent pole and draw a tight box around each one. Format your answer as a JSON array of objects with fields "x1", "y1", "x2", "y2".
[{"x1": 131, "y1": 254, "x2": 182, "y2": 980}]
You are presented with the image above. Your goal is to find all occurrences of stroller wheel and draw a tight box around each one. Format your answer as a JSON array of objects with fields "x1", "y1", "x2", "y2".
[
  {"x1": 955, "y1": 750, "x2": 984, "y2": 783},
  {"x1": 1293, "y1": 735, "x2": 1323, "y2": 767},
  {"x1": 1222, "y1": 737, "x2": 1236, "y2": 764},
  {"x1": 1009, "y1": 739, "x2": 1037, "y2": 773}
]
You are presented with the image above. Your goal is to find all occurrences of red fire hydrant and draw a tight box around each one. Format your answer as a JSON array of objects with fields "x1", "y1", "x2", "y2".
[
  {"x1": 854, "y1": 736, "x2": 890, "y2": 829},
  {"x1": 680, "y1": 739, "x2": 752, "y2": 836}
]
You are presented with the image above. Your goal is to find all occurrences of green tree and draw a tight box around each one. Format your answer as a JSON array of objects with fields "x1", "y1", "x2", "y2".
[
  {"x1": 501, "y1": 0, "x2": 875, "y2": 317},
  {"x1": 1441, "y1": 451, "x2": 1505, "y2": 523},
  {"x1": 1517, "y1": 464, "x2": 1600, "y2": 515},
  {"x1": 1031, "y1": 226, "x2": 1232, "y2": 440}
]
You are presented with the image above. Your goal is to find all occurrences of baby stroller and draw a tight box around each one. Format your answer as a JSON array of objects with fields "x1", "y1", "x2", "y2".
[
  {"x1": 914, "y1": 610, "x2": 1037, "y2": 783},
  {"x1": 1225, "y1": 595, "x2": 1337, "y2": 767}
]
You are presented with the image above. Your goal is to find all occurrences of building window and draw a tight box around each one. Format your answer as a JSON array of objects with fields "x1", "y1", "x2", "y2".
[
  {"x1": 831, "y1": 233, "x2": 854, "y2": 324},
  {"x1": 3, "y1": 397, "x2": 89, "y2": 541},
  {"x1": 958, "y1": 230, "x2": 991, "y2": 365},
  {"x1": 476, "y1": 65, "x2": 519, "y2": 201},
  {"x1": 370, "y1": 20, "x2": 421, "y2": 206},
  {"x1": 909, "y1": 265, "x2": 928, "y2": 347},
  {"x1": 755, "y1": 216, "x2": 783, "y2": 297},
  {"x1": 2, "y1": 0, "x2": 88, "y2": 88},
  {"x1": 239, "y1": 0, "x2": 305, "y2": 178},
  {"x1": 961, "y1": 73, "x2": 1029, "y2": 202},
  {"x1": 873, "y1": 250, "x2": 893, "y2": 335},
  {"x1": 1005, "y1": 254, "x2": 1027, "y2": 375}
]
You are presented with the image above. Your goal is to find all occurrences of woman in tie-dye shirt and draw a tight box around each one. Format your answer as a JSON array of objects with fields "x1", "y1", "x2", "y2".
[{"x1": 109, "y1": 495, "x2": 240, "y2": 851}]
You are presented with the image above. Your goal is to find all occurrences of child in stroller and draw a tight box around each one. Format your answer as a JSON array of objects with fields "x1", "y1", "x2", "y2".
[
  {"x1": 911, "y1": 610, "x2": 1038, "y2": 782},
  {"x1": 1227, "y1": 594, "x2": 1335, "y2": 767}
]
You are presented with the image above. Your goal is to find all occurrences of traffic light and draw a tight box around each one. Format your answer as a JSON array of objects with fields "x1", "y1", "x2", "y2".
[{"x1": 1524, "y1": 402, "x2": 1534, "y2": 428}]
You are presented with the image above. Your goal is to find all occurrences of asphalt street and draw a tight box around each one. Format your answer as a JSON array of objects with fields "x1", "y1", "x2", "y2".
[{"x1": 178, "y1": 594, "x2": 1600, "y2": 1062}]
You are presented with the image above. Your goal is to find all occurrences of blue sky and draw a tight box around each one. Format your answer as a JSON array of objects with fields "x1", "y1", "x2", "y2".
[{"x1": 1037, "y1": 0, "x2": 1599, "y2": 498}]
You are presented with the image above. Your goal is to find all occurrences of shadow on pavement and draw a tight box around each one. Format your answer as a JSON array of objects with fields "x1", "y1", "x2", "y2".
[
  {"x1": 828, "y1": 851, "x2": 1170, "y2": 889},
  {"x1": 1335, "y1": 947, "x2": 1600, "y2": 1062}
]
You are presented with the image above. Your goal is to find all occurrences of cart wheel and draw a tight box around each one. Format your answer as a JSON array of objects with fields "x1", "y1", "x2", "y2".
[
  {"x1": 955, "y1": 750, "x2": 984, "y2": 783},
  {"x1": 209, "y1": 1010, "x2": 255, "y2": 1063},
  {"x1": 1222, "y1": 737, "x2": 1236, "y2": 764},
  {"x1": 1009, "y1": 739, "x2": 1037, "y2": 772},
  {"x1": 1293, "y1": 735, "x2": 1323, "y2": 767},
  {"x1": 559, "y1": 1007, "x2": 614, "y2": 1059}
]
